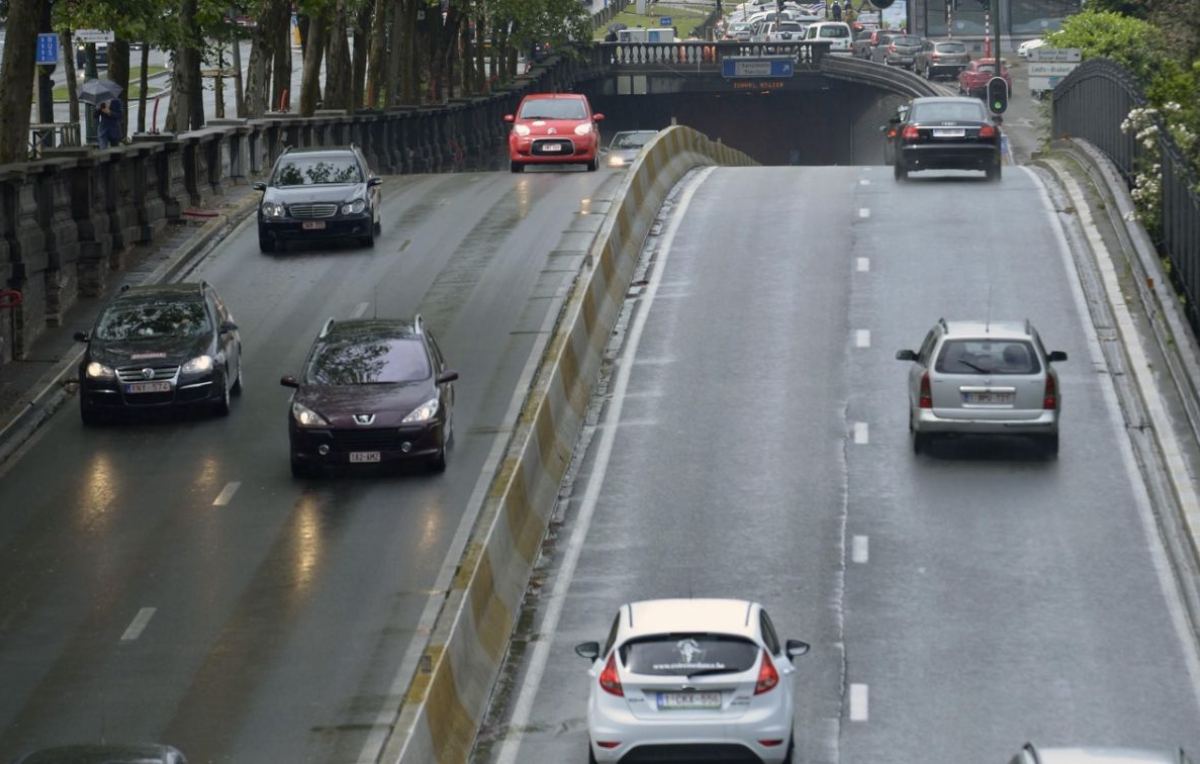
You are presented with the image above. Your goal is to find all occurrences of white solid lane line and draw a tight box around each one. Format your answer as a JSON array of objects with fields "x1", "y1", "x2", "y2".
[
  {"x1": 351, "y1": 301, "x2": 370, "y2": 318},
  {"x1": 854, "y1": 422, "x2": 869, "y2": 445},
  {"x1": 851, "y1": 535, "x2": 869, "y2": 564},
  {"x1": 120, "y1": 607, "x2": 157, "y2": 642},
  {"x1": 860, "y1": 179, "x2": 871, "y2": 186},
  {"x1": 858, "y1": 208, "x2": 871, "y2": 219},
  {"x1": 856, "y1": 257, "x2": 870, "y2": 273},
  {"x1": 855, "y1": 329, "x2": 871, "y2": 349},
  {"x1": 492, "y1": 167, "x2": 718, "y2": 764},
  {"x1": 849, "y1": 683, "x2": 869, "y2": 721},
  {"x1": 212, "y1": 481, "x2": 241, "y2": 507}
]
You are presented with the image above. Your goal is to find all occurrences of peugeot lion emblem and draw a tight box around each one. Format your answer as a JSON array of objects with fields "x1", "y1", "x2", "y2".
[
  {"x1": 354, "y1": 414, "x2": 376, "y2": 426},
  {"x1": 141, "y1": 368, "x2": 155, "y2": 380}
]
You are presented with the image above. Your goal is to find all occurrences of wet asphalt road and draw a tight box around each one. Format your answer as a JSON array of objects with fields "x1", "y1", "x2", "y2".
[
  {"x1": 475, "y1": 166, "x2": 1200, "y2": 763},
  {"x1": 0, "y1": 167, "x2": 618, "y2": 763}
]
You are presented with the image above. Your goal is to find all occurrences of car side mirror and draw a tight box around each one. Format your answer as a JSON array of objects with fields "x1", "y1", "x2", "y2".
[
  {"x1": 888, "y1": 116, "x2": 901, "y2": 125},
  {"x1": 367, "y1": 177, "x2": 383, "y2": 187},
  {"x1": 895, "y1": 349, "x2": 918, "y2": 362},
  {"x1": 786, "y1": 639, "x2": 810, "y2": 658},
  {"x1": 593, "y1": 113, "x2": 605, "y2": 121},
  {"x1": 1047, "y1": 350, "x2": 1068, "y2": 363},
  {"x1": 280, "y1": 375, "x2": 300, "y2": 388},
  {"x1": 252, "y1": 181, "x2": 266, "y2": 191},
  {"x1": 437, "y1": 370, "x2": 460, "y2": 384},
  {"x1": 503, "y1": 114, "x2": 515, "y2": 123},
  {"x1": 575, "y1": 641, "x2": 601, "y2": 660},
  {"x1": 74, "y1": 331, "x2": 90, "y2": 342},
  {"x1": 220, "y1": 321, "x2": 238, "y2": 334}
]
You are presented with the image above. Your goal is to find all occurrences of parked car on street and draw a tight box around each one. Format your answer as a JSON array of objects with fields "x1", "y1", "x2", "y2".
[
  {"x1": 873, "y1": 34, "x2": 922, "y2": 68},
  {"x1": 915, "y1": 38, "x2": 970, "y2": 79},
  {"x1": 888, "y1": 96, "x2": 1003, "y2": 180},
  {"x1": 75, "y1": 282, "x2": 243, "y2": 424},
  {"x1": 850, "y1": 28, "x2": 887, "y2": 59},
  {"x1": 281, "y1": 316, "x2": 458, "y2": 476},
  {"x1": 254, "y1": 145, "x2": 383, "y2": 253},
  {"x1": 895, "y1": 318, "x2": 1067, "y2": 455},
  {"x1": 506, "y1": 93, "x2": 604, "y2": 173},
  {"x1": 958, "y1": 57, "x2": 1013, "y2": 98},
  {"x1": 576, "y1": 598, "x2": 810, "y2": 764}
]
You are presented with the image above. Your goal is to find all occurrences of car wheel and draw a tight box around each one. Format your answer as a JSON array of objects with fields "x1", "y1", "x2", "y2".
[
  {"x1": 782, "y1": 733, "x2": 795, "y2": 764},
  {"x1": 510, "y1": 161, "x2": 525, "y2": 173},
  {"x1": 913, "y1": 431, "x2": 931, "y2": 454},
  {"x1": 429, "y1": 440, "x2": 448, "y2": 472},
  {"x1": 586, "y1": 158, "x2": 598, "y2": 172},
  {"x1": 374, "y1": 217, "x2": 382, "y2": 236},
  {"x1": 291, "y1": 454, "x2": 318, "y2": 479},
  {"x1": 986, "y1": 160, "x2": 1002, "y2": 182},
  {"x1": 258, "y1": 232, "x2": 276, "y2": 253},
  {"x1": 80, "y1": 402, "x2": 104, "y2": 427},
  {"x1": 212, "y1": 371, "x2": 232, "y2": 417},
  {"x1": 1040, "y1": 433, "x2": 1059, "y2": 457},
  {"x1": 894, "y1": 161, "x2": 907, "y2": 181},
  {"x1": 231, "y1": 357, "x2": 244, "y2": 395},
  {"x1": 361, "y1": 228, "x2": 376, "y2": 248},
  {"x1": 588, "y1": 741, "x2": 598, "y2": 764}
]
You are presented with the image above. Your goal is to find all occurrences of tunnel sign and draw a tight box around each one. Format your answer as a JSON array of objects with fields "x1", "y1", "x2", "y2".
[{"x1": 722, "y1": 56, "x2": 795, "y2": 79}]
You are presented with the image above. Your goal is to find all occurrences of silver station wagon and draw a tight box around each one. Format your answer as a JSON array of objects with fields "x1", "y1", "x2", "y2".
[{"x1": 896, "y1": 318, "x2": 1068, "y2": 455}]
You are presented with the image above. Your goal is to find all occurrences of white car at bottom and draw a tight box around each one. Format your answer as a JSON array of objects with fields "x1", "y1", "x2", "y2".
[{"x1": 576, "y1": 598, "x2": 810, "y2": 764}]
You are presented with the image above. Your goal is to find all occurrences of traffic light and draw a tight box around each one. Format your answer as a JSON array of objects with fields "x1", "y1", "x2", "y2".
[{"x1": 987, "y1": 76, "x2": 1009, "y2": 114}]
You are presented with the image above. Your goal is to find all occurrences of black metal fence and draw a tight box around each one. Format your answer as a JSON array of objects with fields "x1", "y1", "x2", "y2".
[{"x1": 1054, "y1": 58, "x2": 1200, "y2": 336}]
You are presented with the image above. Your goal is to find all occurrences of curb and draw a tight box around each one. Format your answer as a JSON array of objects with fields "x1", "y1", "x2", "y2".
[
  {"x1": 378, "y1": 128, "x2": 756, "y2": 764},
  {"x1": 0, "y1": 191, "x2": 260, "y2": 468}
]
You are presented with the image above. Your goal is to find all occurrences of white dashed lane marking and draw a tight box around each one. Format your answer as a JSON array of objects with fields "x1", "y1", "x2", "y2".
[
  {"x1": 850, "y1": 684, "x2": 870, "y2": 721},
  {"x1": 854, "y1": 422, "x2": 869, "y2": 445},
  {"x1": 858, "y1": 208, "x2": 871, "y2": 219},
  {"x1": 852, "y1": 535, "x2": 869, "y2": 563},
  {"x1": 856, "y1": 257, "x2": 870, "y2": 272},
  {"x1": 121, "y1": 607, "x2": 157, "y2": 642},
  {"x1": 855, "y1": 330, "x2": 870, "y2": 348},
  {"x1": 860, "y1": 179, "x2": 871, "y2": 186},
  {"x1": 212, "y1": 481, "x2": 241, "y2": 507}
]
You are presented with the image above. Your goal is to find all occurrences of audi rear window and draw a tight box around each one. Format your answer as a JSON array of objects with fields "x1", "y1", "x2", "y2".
[
  {"x1": 620, "y1": 634, "x2": 759, "y2": 676},
  {"x1": 935, "y1": 340, "x2": 1041, "y2": 375},
  {"x1": 893, "y1": 36, "x2": 921, "y2": 45},
  {"x1": 519, "y1": 99, "x2": 587, "y2": 120},
  {"x1": 307, "y1": 337, "x2": 431, "y2": 384},
  {"x1": 911, "y1": 101, "x2": 989, "y2": 122},
  {"x1": 818, "y1": 25, "x2": 849, "y2": 38}
]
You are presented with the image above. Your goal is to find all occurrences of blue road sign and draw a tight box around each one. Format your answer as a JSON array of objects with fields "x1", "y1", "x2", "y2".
[
  {"x1": 660, "y1": 16, "x2": 672, "y2": 25},
  {"x1": 36, "y1": 33, "x2": 59, "y2": 66},
  {"x1": 721, "y1": 57, "x2": 796, "y2": 79}
]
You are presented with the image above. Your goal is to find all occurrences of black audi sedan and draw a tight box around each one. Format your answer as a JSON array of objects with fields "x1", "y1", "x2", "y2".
[
  {"x1": 281, "y1": 316, "x2": 458, "y2": 477},
  {"x1": 254, "y1": 145, "x2": 382, "y2": 253},
  {"x1": 890, "y1": 96, "x2": 1003, "y2": 181},
  {"x1": 75, "y1": 282, "x2": 242, "y2": 424}
]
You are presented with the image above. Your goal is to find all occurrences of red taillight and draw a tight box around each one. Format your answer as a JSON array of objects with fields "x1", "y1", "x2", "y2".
[
  {"x1": 902, "y1": 125, "x2": 920, "y2": 142},
  {"x1": 759, "y1": 739, "x2": 786, "y2": 747},
  {"x1": 919, "y1": 372, "x2": 933, "y2": 409},
  {"x1": 979, "y1": 124, "x2": 997, "y2": 138},
  {"x1": 754, "y1": 650, "x2": 780, "y2": 695},
  {"x1": 599, "y1": 653, "x2": 624, "y2": 697},
  {"x1": 887, "y1": 43, "x2": 896, "y2": 53},
  {"x1": 931, "y1": 52, "x2": 941, "y2": 60},
  {"x1": 597, "y1": 741, "x2": 621, "y2": 749},
  {"x1": 1043, "y1": 373, "x2": 1057, "y2": 410}
]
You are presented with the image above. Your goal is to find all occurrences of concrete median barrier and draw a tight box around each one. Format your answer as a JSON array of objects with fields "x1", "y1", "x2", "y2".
[{"x1": 380, "y1": 126, "x2": 755, "y2": 764}]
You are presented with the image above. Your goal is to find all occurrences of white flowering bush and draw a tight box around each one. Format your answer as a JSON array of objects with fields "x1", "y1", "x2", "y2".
[{"x1": 1121, "y1": 106, "x2": 1164, "y2": 238}]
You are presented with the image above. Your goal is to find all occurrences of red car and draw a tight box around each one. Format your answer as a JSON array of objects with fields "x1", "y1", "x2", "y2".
[
  {"x1": 505, "y1": 93, "x2": 604, "y2": 173},
  {"x1": 958, "y1": 58, "x2": 1013, "y2": 99}
]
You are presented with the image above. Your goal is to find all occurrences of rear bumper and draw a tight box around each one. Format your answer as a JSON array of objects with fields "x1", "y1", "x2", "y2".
[
  {"x1": 926, "y1": 63, "x2": 966, "y2": 76},
  {"x1": 915, "y1": 407, "x2": 1059, "y2": 435},
  {"x1": 885, "y1": 55, "x2": 916, "y2": 65},
  {"x1": 900, "y1": 144, "x2": 999, "y2": 172}
]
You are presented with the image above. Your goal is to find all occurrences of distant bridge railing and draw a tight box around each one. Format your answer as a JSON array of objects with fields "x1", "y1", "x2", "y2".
[
  {"x1": 1053, "y1": 58, "x2": 1200, "y2": 336},
  {"x1": 593, "y1": 41, "x2": 831, "y2": 72}
]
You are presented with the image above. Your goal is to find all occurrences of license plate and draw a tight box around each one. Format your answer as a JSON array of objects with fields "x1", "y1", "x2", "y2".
[
  {"x1": 965, "y1": 392, "x2": 1014, "y2": 404},
  {"x1": 541, "y1": 143, "x2": 563, "y2": 152},
  {"x1": 302, "y1": 221, "x2": 326, "y2": 230},
  {"x1": 349, "y1": 451, "x2": 381, "y2": 463},
  {"x1": 657, "y1": 692, "x2": 722, "y2": 710},
  {"x1": 933, "y1": 128, "x2": 966, "y2": 138},
  {"x1": 125, "y1": 381, "x2": 171, "y2": 394}
]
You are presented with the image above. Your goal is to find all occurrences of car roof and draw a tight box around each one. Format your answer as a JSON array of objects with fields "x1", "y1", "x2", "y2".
[
  {"x1": 942, "y1": 319, "x2": 1032, "y2": 339},
  {"x1": 521, "y1": 93, "x2": 586, "y2": 101},
  {"x1": 1030, "y1": 747, "x2": 1185, "y2": 764},
  {"x1": 623, "y1": 599, "x2": 758, "y2": 639},
  {"x1": 281, "y1": 146, "x2": 358, "y2": 157}
]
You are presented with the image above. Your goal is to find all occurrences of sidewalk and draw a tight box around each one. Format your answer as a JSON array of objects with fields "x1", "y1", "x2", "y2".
[{"x1": 0, "y1": 185, "x2": 261, "y2": 465}]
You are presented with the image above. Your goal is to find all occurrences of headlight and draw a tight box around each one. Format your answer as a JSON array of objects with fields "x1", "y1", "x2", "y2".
[
  {"x1": 574, "y1": 123, "x2": 593, "y2": 136},
  {"x1": 85, "y1": 361, "x2": 115, "y2": 380},
  {"x1": 261, "y1": 201, "x2": 285, "y2": 218},
  {"x1": 513, "y1": 124, "x2": 531, "y2": 137},
  {"x1": 181, "y1": 355, "x2": 214, "y2": 374},
  {"x1": 401, "y1": 396, "x2": 440, "y2": 424},
  {"x1": 608, "y1": 155, "x2": 626, "y2": 167},
  {"x1": 341, "y1": 198, "x2": 366, "y2": 215},
  {"x1": 292, "y1": 402, "x2": 330, "y2": 427}
]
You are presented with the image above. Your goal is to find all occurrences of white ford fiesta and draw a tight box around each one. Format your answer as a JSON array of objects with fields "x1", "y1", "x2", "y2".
[{"x1": 575, "y1": 599, "x2": 810, "y2": 764}]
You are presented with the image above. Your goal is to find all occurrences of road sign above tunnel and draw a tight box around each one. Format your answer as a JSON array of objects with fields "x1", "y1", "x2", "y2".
[{"x1": 722, "y1": 57, "x2": 796, "y2": 79}]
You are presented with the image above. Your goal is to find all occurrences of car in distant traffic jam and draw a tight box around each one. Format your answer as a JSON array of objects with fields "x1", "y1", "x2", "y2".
[
  {"x1": 75, "y1": 282, "x2": 243, "y2": 424},
  {"x1": 254, "y1": 145, "x2": 383, "y2": 253},
  {"x1": 889, "y1": 96, "x2": 1003, "y2": 181},
  {"x1": 281, "y1": 316, "x2": 458, "y2": 477},
  {"x1": 958, "y1": 57, "x2": 1013, "y2": 99},
  {"x1": 915, "y1": 38, "x2": 970, "y2": 80},
  {"x1": 605, "y1": 130, "x2": 660, "y2": 168},
  {"x1": 576, "y1": 598, "x2": 810, "y2": 764},
  {"x1": 506, "y1": 93, "x2": 605, "y2": 173},
  {"x1": 896, "y1": 318, "x2": 1067, "y2": 455}
]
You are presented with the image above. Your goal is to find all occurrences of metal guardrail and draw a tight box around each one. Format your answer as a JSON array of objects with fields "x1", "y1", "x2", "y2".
[
  {"x1": 1053, "y1": 58, "x2": 1200, "y2": 337},
  {"x1": 595, "y1": 40, "x2": 830, "y2": 70},
  {"x1": 820, "y1": 55, "x2": 939, "y2": 98}
]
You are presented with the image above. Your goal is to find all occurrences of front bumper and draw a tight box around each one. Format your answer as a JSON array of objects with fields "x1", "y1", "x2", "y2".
[
  {"x1": 588, "y1": 699, "x2": 791, "y2": 764},
  {"x1": 509, "y1": 135, "x2": 598, "y2": 163},
  {"x1": 900, "y1": 144, "x2": 999, "y2": 172},
  {"x1": 289, "y1": 420, "x2": 446, "y2": 465},
  {"x1": 914, "y1": 407, "x2": 1059, "y2": 435},
  {"x1": 259, "y1": 212, "x2": 373, "y2": 240},
  {"x1": 80, "y1": 375, "x2": 222, "y2": 410}
]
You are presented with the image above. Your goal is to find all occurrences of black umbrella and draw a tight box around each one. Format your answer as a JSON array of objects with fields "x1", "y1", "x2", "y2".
[
  {"x1": 608, "y1": 21, "x2": 627, "y2": 32},
  {"x1": 78, "y1": 78, "x2": 123, "y2": 105}
]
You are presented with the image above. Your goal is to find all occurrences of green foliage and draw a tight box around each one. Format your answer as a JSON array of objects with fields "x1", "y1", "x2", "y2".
[
  {"x1": 1046, "y1": 10, "x2": 1167, "y2": 82},
  {"x1": 491, "y1": 0, "x2": 592, "y2": 49}
]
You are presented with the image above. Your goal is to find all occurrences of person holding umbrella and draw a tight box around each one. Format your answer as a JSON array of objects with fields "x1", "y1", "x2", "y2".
[{"x1": 97, "y1": 98, "x2": 123, "y2": 149}]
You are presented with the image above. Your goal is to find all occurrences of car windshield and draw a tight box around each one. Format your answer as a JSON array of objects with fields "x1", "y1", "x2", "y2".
[
  {"x1": 620, "y1": 634, "x2": 760, "y2": 676},
  {"x1": 935, "y1": 339, "x2": 1041, "y2": 375},
  {"x1": 911, "y1": 101, "x2": 988, "y2": 122},
  {"x1": 519, "y1": 99, "x2": 587, "y2": 120},
  {"x1": 95, "y1": 299, "x2": 210, "y2": 340},
  {"x1": 612, "y1": 131, "x2": 657, "y2": 149},
  {"x1": 893, "y1": 36, "x2": 921, "y2": 45},
  {"x1": 306, "y1": 336, "x2": 431, "y2": 384},
  {"x1": 936, "y1": 41, "x2": 967, "y2": 52},
  {"x1": 273, "y1": 156, "x2": 362, "y2": 186},
  {"x1": 778, "y1": 22, "x2": 802, "y2": 31},
  {"x1": 818, "y1": 25, "x2": 848, "y2": 38}
]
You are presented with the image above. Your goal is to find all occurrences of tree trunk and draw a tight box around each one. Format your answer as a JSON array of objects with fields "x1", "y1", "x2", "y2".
[
  {"x1": 351, "y1": 1, "x2": 372, "y2": 109},
  {"x1": 325, "y1": 0, "x2": 353, "y2": 111},
  {"x1": 475, "y1": 16, "x2": 487, "y2": 93},
  {"x1": 60, "y1": 30, "x2": 81, "y2": 139},
  {"x1": 108, "y1": 39, "x2": 131, "y2": 140},
  {"x1": 137, "y1": 42, "x2": 150, "y2": 133},
  {"x1": 243, "y1": 1, "x2": 277, "y2": 118},
  {"x1": 272, "y1": 3, "x2": 293, "y2": 110},
  {"x1": 0, "y1": 0, "x2": 43, "y2": 163},
  {"x1": 386, "y1": 0, "x2": 407, "y2": 106},
  {"x1": 166, "y1": 0, "x2": 203, "y2": 133},
  {"x1": 365, "y1": 0, "x2": 389, "y2": 108},
  {"x1": 299, "y1": 11, "x2": 328, "y2": 116}
]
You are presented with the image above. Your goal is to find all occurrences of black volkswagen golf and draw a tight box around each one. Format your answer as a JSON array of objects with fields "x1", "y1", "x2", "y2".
[
  {"x1": 281, "y1": 316, "x2": 458, "y2": 477},
  {"x1": 254, "y1": 145, "x2": 383, "y2": 253},
  {"x1": 75, "y1": 282, "x2": 243, "y2": 424}
]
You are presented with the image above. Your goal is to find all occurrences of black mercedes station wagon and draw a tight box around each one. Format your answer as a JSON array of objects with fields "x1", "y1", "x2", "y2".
[
  {"x1": 75, "y1": 282, "x2": 243, "y2": 424},
  {"x1": 281, "y1": 316, "x2": 458, "y2": 477},
  {"x1": 254, "y1": 145, "x2": 382, "y2": 253}
]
